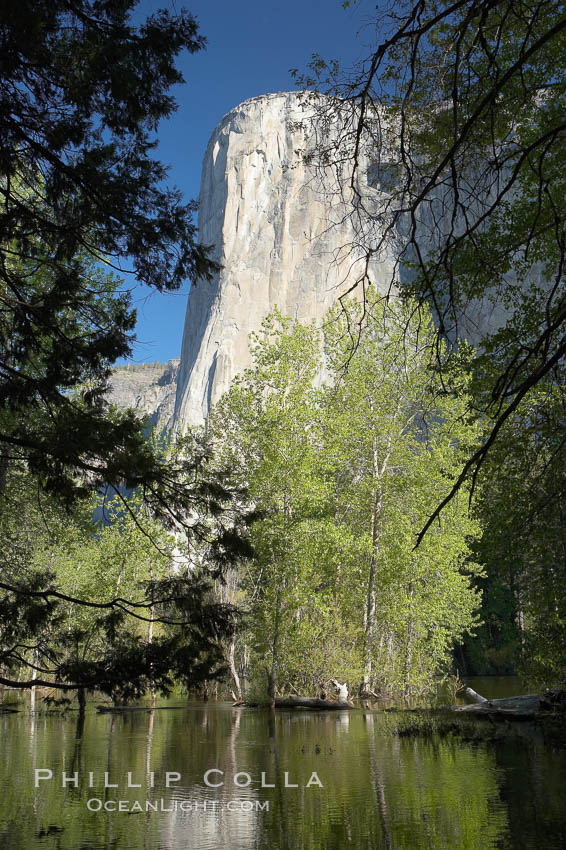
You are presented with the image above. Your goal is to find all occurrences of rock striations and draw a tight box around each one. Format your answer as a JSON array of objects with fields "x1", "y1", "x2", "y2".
[
  {"x1": 173, "y1": 91, "x2": 394, "y2": 430},
  {"x1": 109, "y1": 91, "x2": 526, "y2": 433},
  {"x1": 108, "y1": 359, "x2": 179, "y2": 433}
]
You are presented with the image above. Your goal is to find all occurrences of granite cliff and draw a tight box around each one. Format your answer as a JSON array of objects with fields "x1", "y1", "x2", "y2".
[
  {"x1": 107, "y1": 359, "x2": 179, "y2": 433},
  {"x1": 111, "y1": 91, "x2": 509, "y2": 430},
  {"x1": 173, "y1": 91, "x2": 394, "y2": 430}
]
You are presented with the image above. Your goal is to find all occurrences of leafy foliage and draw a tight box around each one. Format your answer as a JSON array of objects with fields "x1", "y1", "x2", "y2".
[
  {"x1": 0, "y1": 472, "x2": 241, "y2": 701},
  {"x1": 291, "y1": 0, "x2": 566, "y2": 687},
  {"x1": 0, "y1": 1, "x2": 220, "y2": 517},
  {"x1": 0, "y1": 2, "x2": 253, "y2": 698},
  {"x1": 210, "y1": 298, "x2": 482, "y2": 696},
  {"x1": 469, "y1": 376, "x2": 566, "y2": 683},
  {"x1": 294, "y1": 0, "x2": 566, "y2": 531}
]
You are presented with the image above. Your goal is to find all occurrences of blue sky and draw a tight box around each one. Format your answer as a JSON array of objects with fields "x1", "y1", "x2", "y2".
[{"x1": 125, "y1": 0, "x2": 370, "y2": 363}]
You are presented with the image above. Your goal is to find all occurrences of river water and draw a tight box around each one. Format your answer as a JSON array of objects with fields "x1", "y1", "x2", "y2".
[{"x1": 1, "y1": 679, "x2": 565, "y2": 849}]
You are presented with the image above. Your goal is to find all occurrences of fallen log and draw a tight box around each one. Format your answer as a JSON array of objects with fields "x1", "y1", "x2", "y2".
[
  {"x1": 453, "y1": 693, "x2": 542, "y2": 718},
  {"x1": 464, "y1": 687, "x2": 490, "y2": 704},
  {"x1": 274, "y1": 695, "x2": 355, "y2": 710},
  {"x1": 329, "y1": 679, "x2": 350, "y2": 703},
  {"x1": 539, "y1": 688, "x2": 566, "y2": 711},
  {"x1": 96, "y1": 705, "x2": 191, "y2": 713},
  {"x1": 232, "y1": 695, "x2": 355, "y2": 710}
]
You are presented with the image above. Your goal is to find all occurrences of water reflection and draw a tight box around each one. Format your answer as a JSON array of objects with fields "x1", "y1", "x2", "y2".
[{"x1": 0, "y1": 699, "x2": 564, "y2": 849}]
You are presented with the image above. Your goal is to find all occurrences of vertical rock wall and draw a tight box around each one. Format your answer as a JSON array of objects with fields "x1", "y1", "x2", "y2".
[
  {"x1": 173, "y1": 92, "x2": 394, "y2": 429},
  {"x1": 108, "y1": 359, "x2": 179, "y2": 433}
]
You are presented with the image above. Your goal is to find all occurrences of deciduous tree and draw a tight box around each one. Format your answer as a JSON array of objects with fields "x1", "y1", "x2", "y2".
[
  {"x1": 210, "y1": 298, "x2": 482, "y2": 697},
  {"x1": 295, "y1": 0, "x2": 566, "y2": 535}
]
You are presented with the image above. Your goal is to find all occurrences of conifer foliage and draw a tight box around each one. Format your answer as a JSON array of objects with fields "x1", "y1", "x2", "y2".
[{"x1": 0, "y1": 1, "x2": 248, "y2": 699}]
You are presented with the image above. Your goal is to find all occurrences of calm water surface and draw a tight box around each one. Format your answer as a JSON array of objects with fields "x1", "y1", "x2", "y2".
[{"x1": 1, "y1": 679, "x2": 565, "y2": 849}]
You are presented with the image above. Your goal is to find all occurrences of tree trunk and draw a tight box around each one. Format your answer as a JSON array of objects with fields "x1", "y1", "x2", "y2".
[
  {"x1": 363, "y1": 433, "x2": 387, "y2": 692},
  {"x1": 77, "y1": 687, "x2": 86, "y2": 718},
  {"x1": 147, "y1": 560, "x2": 156, "y2": 701},
  {"x1": 0, "y1": 456, "x2": 8, "y2": 498},
  {"x1": 404, "y1": 582, "x2": 415, "y2": 696},
  {"x1": 269, "y1": 584, "x2": 283, "y2": 708},
  {"x1": 227, "y1": 638, "x2": 242, "y2": 700},
  {"x1": 363, "y1": 487, "x2": 381, "y2": 689},
  {"x1": 363, "y1": 554, "x2": 377, "y2": 691},
  {"x1": 30, "y1": 647, "x2": 38, "y2": 712}
]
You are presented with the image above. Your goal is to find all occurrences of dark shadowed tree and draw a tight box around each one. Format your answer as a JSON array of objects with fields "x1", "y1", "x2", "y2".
[
  {"x1": 0, "y1": 0, "x2": 252, "y2": 698},
  {"x1": 0, "y1": 0, "x2": 221, "y2": 512},
  {"x1": 293, "y1": 0, "x2": 566, "y2": 537}
]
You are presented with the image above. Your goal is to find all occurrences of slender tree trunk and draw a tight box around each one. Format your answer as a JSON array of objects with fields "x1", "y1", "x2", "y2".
[
  {"x1": 517, "y1": 605, "x2": 525, "y2": 660},
  {"x1": 363, "y1": 427, "x2": 392, "y2": 692},
  {"x1": 363, "y1": 551, "x2": 378, "y2": 691},
  {"x1": 30, "y1": 647, "x2": 38, "y2": 712},
  {"x1": 243, "y1": 643, "x2": 249, "y2": 680},
  {"x1": 77, "y1": 687, "x2": 86, "y2": 719},
  {"x1": 268, "y1": 496, "x2": 289, "y2": 708},
  {"x1": 227, "y1": 637, "x2": 242, "y2": 701},
  {"x1": 404, "y1": 582, "x2": 415, "y2": 696},
  {"x1": 0, "y1": 456, "x2": 8, "y2": 499},
  {"x1": 333, "y1": 479, "x2": 342, "y2": 601},
  {"x1": 269, "y1": 583, "x2": 284, "y2": 708},
  {"x1": 508, "y1": 562, "x2": 525, "y2": 660},
  {"x1": 363, "y1": 447, "x2": 382, "y2": 690},
  {"x1": 147, "y1": 559, "x2": 156, "y2": 701}
]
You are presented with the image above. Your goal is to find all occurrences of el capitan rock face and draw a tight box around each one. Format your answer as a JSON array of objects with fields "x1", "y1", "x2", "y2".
[
  {"x1": 112, "y1": 92, "x2": 514, "y2": 432},
  {"x1": 173, "y1": 91, "x2": 394, "y2": 429}
]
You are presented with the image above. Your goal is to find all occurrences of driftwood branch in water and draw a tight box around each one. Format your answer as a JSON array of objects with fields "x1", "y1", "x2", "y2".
[
  {"x1": 233, "y1": 678, "x2": 356, "y2": 709},
  {"x1": 464, "y1": 687, "x2": 491, "y2": 704},
  {"x1": 232, "y1": 692, "x2": 356, "y2": 710},
  {"x1": 275, "y1": 695, "x2": 355, "y2": 710},
  {"x1": 96, "y1": 705, "x2": 191, "y2": 713},
  {"x1": 453, "y1": 693, "x2": 542, "y2": 718},
  {"x1": 329, "y1": 679, "x2": 351, "y2": 704},
  {"x1": 454, "y1": 686, "x2": 566, "y2": 718}
]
